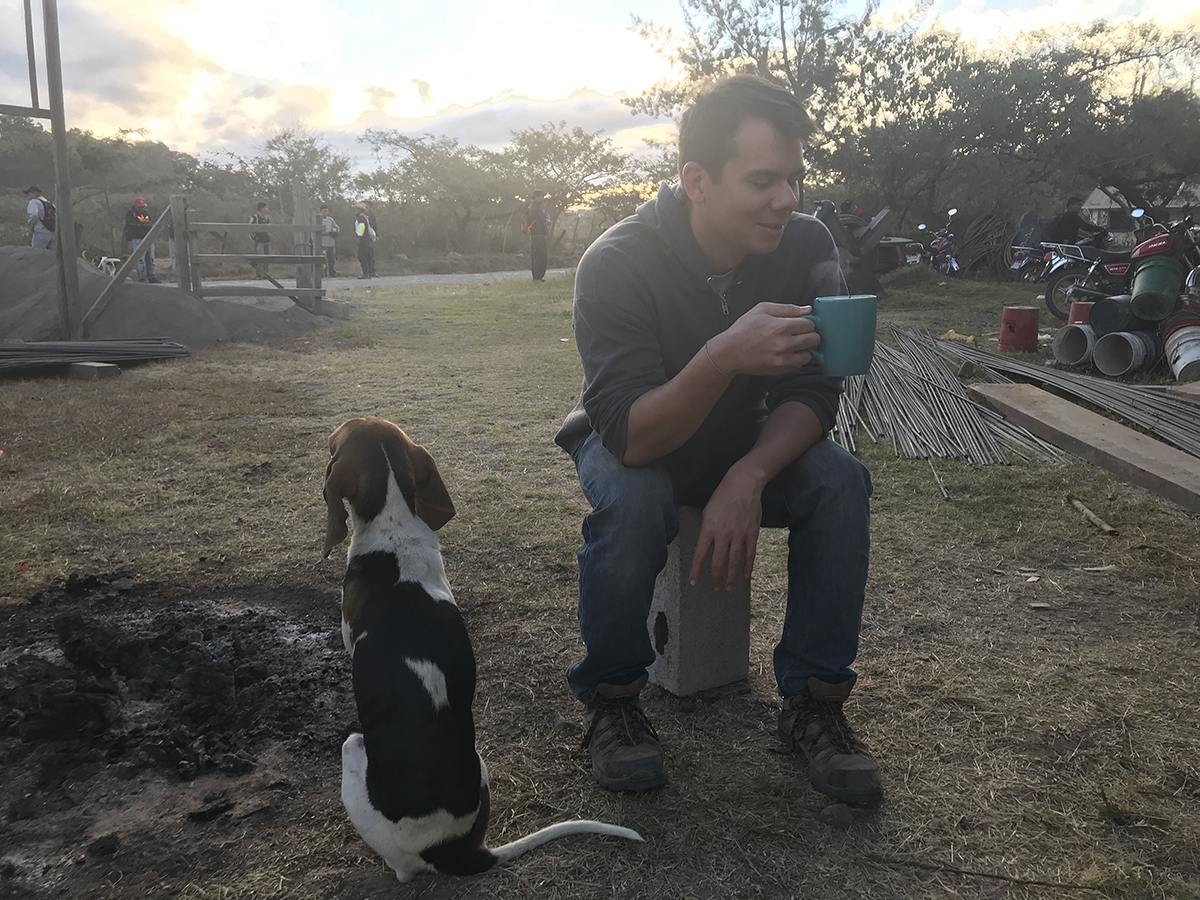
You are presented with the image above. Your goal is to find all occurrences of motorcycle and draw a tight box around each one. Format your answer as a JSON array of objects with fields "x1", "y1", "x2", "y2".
[
  {"x1": 1004, "y1": 213, "x2": 1046, "y2": 282},
  {"x1": 1041, "y1": 230, "x2": 1125, "y2": 320},
  {"x1": 1045, "y1": 210, "x2": 1200, "y2": 320},
  {"x1": 916, "y1": 208, "x2": 960, "y2": 276}
]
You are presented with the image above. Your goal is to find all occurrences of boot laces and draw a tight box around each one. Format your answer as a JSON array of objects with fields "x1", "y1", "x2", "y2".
[
  {"x1": 792, "y1": 694, "x2": 868, "y2": 756},
  {"x1": 582, "y1": 696, "x2": 659, "y2": 751}
]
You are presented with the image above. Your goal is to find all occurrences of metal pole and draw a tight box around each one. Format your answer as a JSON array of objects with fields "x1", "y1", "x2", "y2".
[
  {"x1": 42, "y1": 0, "x2": 80, "y2": 339},
  {"x1": 24, "y1": 0, "x2": 39, "y2": 108}
]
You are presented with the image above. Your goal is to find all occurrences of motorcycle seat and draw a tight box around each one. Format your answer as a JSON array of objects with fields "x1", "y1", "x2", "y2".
[{"x1": 1077, "y1": 246, "x2": 1130, "y2": 263}]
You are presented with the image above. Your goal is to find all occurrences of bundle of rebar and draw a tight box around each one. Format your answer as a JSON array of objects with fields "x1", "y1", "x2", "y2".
[
  {"x1": 0, "y1": 339, "x2": 189, "y2": 373},
  {"x1": 832, "y1": 329, "x2": 1064, "y2": 465},
  {"x1": 921, "y1": 335, "x2": 1200, "y2": 460}
]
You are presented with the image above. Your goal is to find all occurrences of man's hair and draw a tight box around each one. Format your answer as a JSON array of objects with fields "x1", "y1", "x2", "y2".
[
  {"x1": 320, "y1": 205, "x2": 329, "y2": 211},
  {"x1": 257, "y1": 201, "x2": 268, "y2": 210},
  {"x1": 678, "y1": 75, "x2": 816, "y2": 182},
  {"x1": 1067, "y1": 196, "x2": 1083, "y2": 206}
]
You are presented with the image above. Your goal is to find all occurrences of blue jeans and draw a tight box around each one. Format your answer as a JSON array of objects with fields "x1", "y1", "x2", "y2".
[
  {"x1": 32, "y1": 229, "x2": 55, "y2": 251},
  {"x1": 567, "y1": 427, "x2": 872, "y2": 702},
  {"x1": 131, "y1": 238, "x2": 155, "y2": 280}
]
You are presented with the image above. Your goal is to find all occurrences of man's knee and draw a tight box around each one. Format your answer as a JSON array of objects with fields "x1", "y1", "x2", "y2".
[{"x1": 575, "y1": 437, "x2": 677, "y2": 544}]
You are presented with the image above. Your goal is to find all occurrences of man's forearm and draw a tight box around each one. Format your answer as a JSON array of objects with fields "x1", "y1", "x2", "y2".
[
  {"x1": 726, "y1": 401, "x2": 825, "y2": 492},
  {"x1": 623, "y1": 345, "x2": 731, "y2": 467}
]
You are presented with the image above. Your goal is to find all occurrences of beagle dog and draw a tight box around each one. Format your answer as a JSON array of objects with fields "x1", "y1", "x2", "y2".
[{"x1": 323, "y1": 417, "x2": 641, "y2": 882}]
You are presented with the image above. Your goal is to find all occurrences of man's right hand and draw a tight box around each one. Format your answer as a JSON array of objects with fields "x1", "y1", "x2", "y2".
[{"x1": 706, "y1": 303, "x2": 821, "y2": 377}]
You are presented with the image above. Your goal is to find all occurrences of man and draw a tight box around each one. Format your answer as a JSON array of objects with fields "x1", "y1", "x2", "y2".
[
  {"x1": 124, "y1": 197, "x2": 158, "y2": 283},
  {"x1": 525, "y1": 193, "x2": 550, "y2": 281},
  {"x1": 354, "y1": 202, "x2": 374, "y2": 279},
  {"x1": 249, "y1": 201, "x2": 271, "y2": 279},
  {"x1": 320, "y1": 205, "x2": 340, "y2": 277},
  {"x1": 555, "y1": 75, "x2": 880, "y2": 805},
  {"x1": 363, "y1": 200, "x2": 378, "y2": 277},
  {"x1": 25, "y1": 186, "x2": 56, "y2": 251},
  {"x1": 1044, "y1": 196, "x2": 1107, "y2": 245}
]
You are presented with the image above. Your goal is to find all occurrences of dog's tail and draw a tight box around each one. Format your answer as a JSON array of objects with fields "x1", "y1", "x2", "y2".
[{"x1": 489, "y1": 820, "x2": 643, "y2": 864}]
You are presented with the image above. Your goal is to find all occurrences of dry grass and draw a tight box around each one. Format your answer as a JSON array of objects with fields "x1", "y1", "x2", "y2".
[{"x1": 1, "y1": 270, "x2": 1199, "y2": 898}]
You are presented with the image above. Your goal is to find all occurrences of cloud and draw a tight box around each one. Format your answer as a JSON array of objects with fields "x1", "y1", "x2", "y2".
[
  {"x1": 413, "y1": 80, "x2": 432, "y2": 105},
  {"x1": 363, "y1": 85, "x2": 396, "y2": 112}
]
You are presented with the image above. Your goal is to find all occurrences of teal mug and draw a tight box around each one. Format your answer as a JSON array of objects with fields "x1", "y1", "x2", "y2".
[{"x1": 802, "y1": 294, "x2": 877, "y2": 376}]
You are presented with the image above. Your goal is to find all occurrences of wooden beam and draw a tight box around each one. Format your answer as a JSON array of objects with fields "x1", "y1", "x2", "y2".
[
  {"x1": 0, "y1": 102, "x2": 51, "y2": 118},
  {"x1": 170, "y1": 195, "x2": 192, "y2": 293},
  {"x1": 970, "y1": 382, "x2": 1200, "y2": 513},
  {"x1": 185, "y1": 222, "x2": 322, "y2": 235},
  {"x1": 189, "y1": 254, "x2": 326, "y2": 264},
  {"x1": 81, "y1": 205, "x2": 173, "y2": 334},
  {"x1": 196, "y1": 286, "x2": 326, "y2": 298}
]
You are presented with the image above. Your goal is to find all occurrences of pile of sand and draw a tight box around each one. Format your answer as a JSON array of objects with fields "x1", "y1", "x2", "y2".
[{"x1": 0, "y1": 247, "x2": 324, "y2": 346}]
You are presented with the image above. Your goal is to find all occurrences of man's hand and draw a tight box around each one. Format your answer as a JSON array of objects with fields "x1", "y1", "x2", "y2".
[
  {"x1": 706, "y1": 303, "x2": 820, "y2": 377},
  {"x1": 689, "y1": 464, "x2": 765, "y2": 591}
]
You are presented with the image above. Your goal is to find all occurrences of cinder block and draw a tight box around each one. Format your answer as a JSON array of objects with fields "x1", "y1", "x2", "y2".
[
  {"x1": 647, "y1": 506, "x2": 751, "y2": 696},
  {"x1": 320, "y1": 297, "x2": 352, "y2": 319},
  {"x1": 69, "y1": 361, "x2": 120, "y2": 381}
]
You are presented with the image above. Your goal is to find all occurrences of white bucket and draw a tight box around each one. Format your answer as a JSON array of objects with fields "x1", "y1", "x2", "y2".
[
  {"x1": 1093, "y1": 330, "x2": 1159, "y2": 377},
  {"x1": 1165, "y1": 324, "x2": 1200, "y2": 383},
  {"x1": 1051, "y1": 324, "x2": 1097, "y2": 366}
]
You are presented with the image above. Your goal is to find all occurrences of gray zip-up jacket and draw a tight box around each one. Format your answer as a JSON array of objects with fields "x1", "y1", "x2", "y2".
[{"x1": 555, "y1": 182, "x2": 845, "y2": 463}]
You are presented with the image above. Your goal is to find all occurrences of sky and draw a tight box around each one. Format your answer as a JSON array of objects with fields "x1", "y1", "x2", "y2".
[{"x1": 1, "y1": 0, "x2": 1195, "y2": 171}]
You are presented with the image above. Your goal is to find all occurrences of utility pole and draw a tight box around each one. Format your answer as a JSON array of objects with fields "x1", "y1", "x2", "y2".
[{"x1": 43, "y1": 0, "x2": 81, "y2": 339}]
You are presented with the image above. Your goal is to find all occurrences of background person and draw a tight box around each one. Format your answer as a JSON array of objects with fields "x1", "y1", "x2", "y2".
[
  {"x1": 249, "y1": 201, "x2": 271, "y2": 279},
  {"x1": 124, "y1": 197, "x2": 158, "y2": 283},
  {"x1": 555, "y1": 75, "x2": 880, "y2": 806},
  {"x1": 353, "y1": 202, "x2": 374, "y2": 279},
  {"x1": 1043, "y1": 196, "x2": 1107, "y2": 245},
  {"x1": 24, "y1": 186, "x2": 56, "y2": 251},
  {"x1": 524, "y1": 193, "x2": 550, "y2": 281},
  {"x1": 363, "y1": 200, "x2": 378, "y2": 277},
  {"x1": 320, "y1": 205, "x2": 340, "y2": 277}
]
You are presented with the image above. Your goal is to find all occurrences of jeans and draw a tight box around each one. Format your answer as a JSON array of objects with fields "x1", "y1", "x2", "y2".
[
  {"x1": 32, "y1": 229, "x2": 55, "y2": 251},
  {"x1": 358, "y1": 241, "x2": 374, "y2": 277},
  {"x1": 131, "y1": 238, "x2": 155, "y2": 280},
  {"x1": 531, "y1": 233, "x2": 547, "y2": 281},
  {"x1": 253, "y1": 240, "x2": 270, "y2": 278},
  {"x1": 324, "y1": 246, "x2": 337, "y2": 277},
  {"x1": 566, "y1": 427, "x2": 872, "y2": 703}
]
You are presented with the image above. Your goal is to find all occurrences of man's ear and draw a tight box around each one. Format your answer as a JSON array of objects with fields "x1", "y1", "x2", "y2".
[
  {"x1": 681, "y1": 160, "x2": 710, "y2": 205},
  {"x1": 407, "y1": 443, "x2": 456, "y2": 531}
]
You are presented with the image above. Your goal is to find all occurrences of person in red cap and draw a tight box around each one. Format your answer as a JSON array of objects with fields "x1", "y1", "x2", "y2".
[{"x1": 124, "y1": 197, "x2": 158, "y2": 283}]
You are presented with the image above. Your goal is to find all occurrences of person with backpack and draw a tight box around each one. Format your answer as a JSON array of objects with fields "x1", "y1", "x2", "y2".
[
  {"x1": 124, "y1": 197, "x2": 158, "y2": 283},
  {"x1": 24, "y1": 186, "x2": 57, "y2": 251},
  {"x1": 523, "y1": 193, "x2": 549, "y2": 281},
  {"x1": 353, "y1": 202, "x2": 375, "y2": 279},
  {"x1": 249, "y1": 201, "x2": 271, "y2": 279}
]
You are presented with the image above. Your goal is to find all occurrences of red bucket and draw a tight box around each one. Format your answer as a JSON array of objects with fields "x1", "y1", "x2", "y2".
[
  {"x1": 999, "y1": 306, "x2": 1039, "y2": 353},
  {"x1": 1068, "y1": 301, "x2": 1094, "y2": 325}
]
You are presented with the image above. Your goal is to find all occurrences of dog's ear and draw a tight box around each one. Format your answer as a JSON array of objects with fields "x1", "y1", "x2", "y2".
[
  {"x1": 322, "y1": 424, "x2": 355, "y2": 558},
  {"x1": 408, "y1": 443, "x2": 456, "y2": 531}
]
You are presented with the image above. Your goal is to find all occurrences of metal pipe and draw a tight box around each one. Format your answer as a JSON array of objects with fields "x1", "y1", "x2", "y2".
[
  {"x1": 24, "y1": 0, "x2": 39, "y2": 108},
  {"x1": 41, "y1": 0, "x2": 80, "y2": 339}
]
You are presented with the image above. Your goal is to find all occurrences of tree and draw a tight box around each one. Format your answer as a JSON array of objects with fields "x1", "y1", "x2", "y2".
[
  {"x1": 230, "y1": 126, "x2": 351, "y2": 216},
  {"x1": 503, "y1": 122, "x2": 632, "y2": 219}
]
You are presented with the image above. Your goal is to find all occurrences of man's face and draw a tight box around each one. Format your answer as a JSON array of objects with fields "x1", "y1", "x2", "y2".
[{"x1": 688, "y1": 117, "x2": 805, "y2": 264}]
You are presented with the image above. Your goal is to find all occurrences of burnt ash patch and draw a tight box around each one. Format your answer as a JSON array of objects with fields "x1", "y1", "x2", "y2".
[{"x1": 1, "y1": 576, "x2": 354, "y2": 785}]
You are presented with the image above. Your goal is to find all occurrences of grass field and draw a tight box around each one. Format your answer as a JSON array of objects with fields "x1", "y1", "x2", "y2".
[{"x1": 1, "y1": 267, "x2": 1198, "y2": 899}]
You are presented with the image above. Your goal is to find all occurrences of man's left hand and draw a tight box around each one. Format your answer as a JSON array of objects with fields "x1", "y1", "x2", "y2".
[{"x1": 689, "y1": 466, "x2": 764, "y2": 591}]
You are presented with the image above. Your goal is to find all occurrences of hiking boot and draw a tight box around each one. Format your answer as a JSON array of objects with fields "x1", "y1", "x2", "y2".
[
  {"x1": 778, "y1": 676, "x2": 882, "y2": 806},
  {"x1": 582, "y1": 678, "x2": 666, "y2": 792}
]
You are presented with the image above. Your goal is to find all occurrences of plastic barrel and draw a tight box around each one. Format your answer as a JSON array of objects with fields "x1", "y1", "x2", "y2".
[
  {"x1": 1165, "y1": 325, "x2": 1200, "y2": 383},
  {"x1": 1052, "y1": 324, "x2": 1097, "y2": 366},
  {"x1": 1093, "y1": 330, "x2": 1159, "y2": 376},
  {"x1": 1159, "y1": 303, "x2": 1200, "y2": 341},
  {"x1": 1090, "y1": 295, "x2": 1151, "y2": 336},
  {"x1": 999, "y1": 306, "x2": 1039, "y2": 352},
  {"x1": 1130, "y1": 256, "x2": 1184, "y2": 321},
  {"x1": 1067, "y1": 301, "x2": 1094, "y2": 325}
]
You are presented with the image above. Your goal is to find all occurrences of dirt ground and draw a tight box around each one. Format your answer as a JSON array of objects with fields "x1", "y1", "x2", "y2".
[{"x1": 1, "y1": 272, "x2": 1198, "y2": 899}]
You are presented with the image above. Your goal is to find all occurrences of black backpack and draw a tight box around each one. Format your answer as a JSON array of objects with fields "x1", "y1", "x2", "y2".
[{"x1": 40, "y1": 199, "x2": 57, "y2": 232}]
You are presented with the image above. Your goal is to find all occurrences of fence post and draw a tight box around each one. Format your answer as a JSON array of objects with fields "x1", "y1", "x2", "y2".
[{"x1": 170, "y1": 195, "x2": 191, "y2": 292}]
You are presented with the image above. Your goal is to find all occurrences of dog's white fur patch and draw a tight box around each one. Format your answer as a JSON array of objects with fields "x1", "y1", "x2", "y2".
[
  {"x1": 347, "y1": 458, "x2": 455, "y2": 605},
  {"x1": 342, "y1": 733, "x2": 479, "y2": 883},
  {"x1": 404, "y1": 658, "x2": 449, "y2": 711}
]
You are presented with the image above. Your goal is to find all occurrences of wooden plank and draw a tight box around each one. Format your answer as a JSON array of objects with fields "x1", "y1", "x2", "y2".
[
  {"x1": 190, "y1": 254, "x2": 326, "y2": 264},
  {"x1": 170, "y1": 195, "x2": 192, "y2": 292},
  {"x1": 81, "y1": 205, "x2": 173, "y2": 334},
  {"x1": 0, "y1": 102, "x2": 51, "y2": 118},
  {"x1": 184, "y1": 222, "x2": 322, "y2": 235},
  {"x1": 196, "y1": 286, "x2": 326, "y2": 298},
  {"x1": 970, "y1": 382, "x2": 1200, "y2": 513}
]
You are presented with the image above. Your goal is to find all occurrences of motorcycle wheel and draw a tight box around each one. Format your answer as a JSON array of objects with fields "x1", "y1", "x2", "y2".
[{"x1": 1045, "y1": 269, "x2": 1090, "y2": 320}]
